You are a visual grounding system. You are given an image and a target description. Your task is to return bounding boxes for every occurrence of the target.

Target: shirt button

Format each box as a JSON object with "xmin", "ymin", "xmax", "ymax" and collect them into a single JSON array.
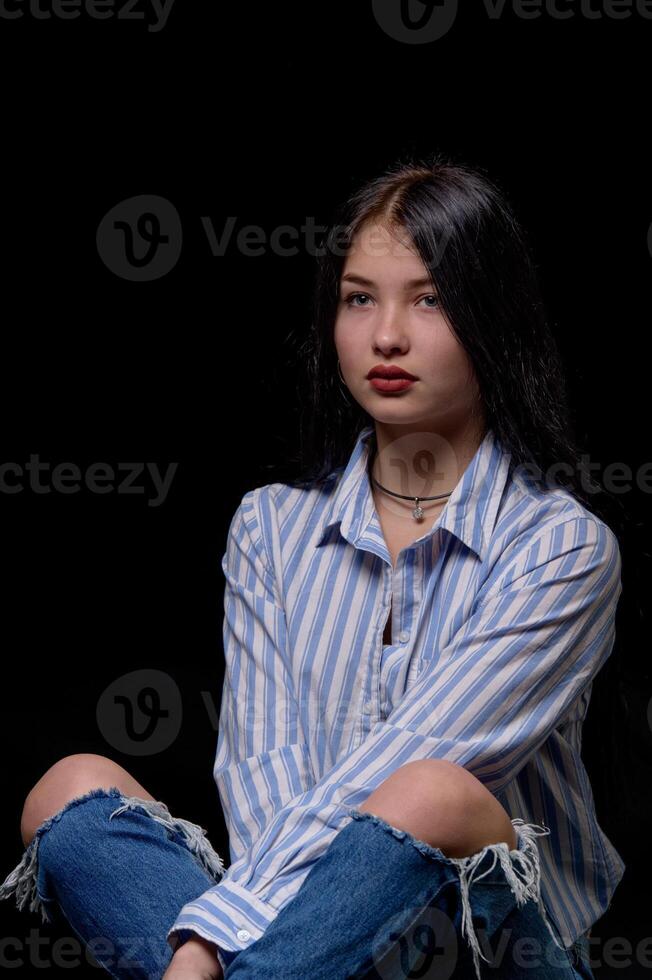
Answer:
[
  {"xmin": 399, "ymin": 630, "xmax": 410, "ymax": 643},
  {"xmin": 363, "ymin": 700, "xmax": 372, "ymax": 714},
  {"xmin": 236, "ymin": 929, "xmax": 251, "ymax": 942}
]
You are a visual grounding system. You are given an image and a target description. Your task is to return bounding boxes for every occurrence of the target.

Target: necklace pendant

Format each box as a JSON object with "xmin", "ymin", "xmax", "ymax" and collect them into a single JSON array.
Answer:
[{"xmin": 412, "ymin": 499, "xmax": 424, "ymax": 522}]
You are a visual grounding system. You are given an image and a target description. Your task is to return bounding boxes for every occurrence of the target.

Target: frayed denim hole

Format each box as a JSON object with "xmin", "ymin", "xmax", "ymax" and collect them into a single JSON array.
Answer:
[
  {"xmin": 35, "ymin": 785, "xmax": 126, "ymax": 849},
  {"xmin": 352, "ymin": 812, "xmax": 565, "ymax": 980},
  {"xmin": 36, "ymin": 786, "xmax": 128, "ymax": 906},
  {"xmin": 0, "ymin": 786, "xmax": 127, "ymax": 925},
  {"xmin": 107, "ymin": 795, "xmax": 226, "ymax": 882}
]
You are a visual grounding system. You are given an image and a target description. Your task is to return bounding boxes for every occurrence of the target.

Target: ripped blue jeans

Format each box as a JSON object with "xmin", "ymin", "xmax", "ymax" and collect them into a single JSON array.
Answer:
[{"xmin": 0, "ymin": 786, "xmax": 595, "ymax": 979}]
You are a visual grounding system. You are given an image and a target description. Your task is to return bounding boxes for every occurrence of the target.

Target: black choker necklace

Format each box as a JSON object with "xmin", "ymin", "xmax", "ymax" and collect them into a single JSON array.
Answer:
[{"xmin": 370, "ymin": 472, "xmax": 453, "ymax": 522}]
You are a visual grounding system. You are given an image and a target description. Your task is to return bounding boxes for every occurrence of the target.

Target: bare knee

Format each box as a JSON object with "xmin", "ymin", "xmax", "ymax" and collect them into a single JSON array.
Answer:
[
  {"xmin": 358, "ymin": 759, "xmax": 518, "ymax": 858},
  {"xmin": 20, "ymin": 754, "xmax": 155, "ymax": 849}
]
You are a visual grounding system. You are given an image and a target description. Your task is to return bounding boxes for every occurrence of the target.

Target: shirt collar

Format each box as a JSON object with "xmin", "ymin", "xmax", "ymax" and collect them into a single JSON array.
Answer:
[{"xmin": 315, "ymin": 424, "xmax": 512, "ymax": 562}]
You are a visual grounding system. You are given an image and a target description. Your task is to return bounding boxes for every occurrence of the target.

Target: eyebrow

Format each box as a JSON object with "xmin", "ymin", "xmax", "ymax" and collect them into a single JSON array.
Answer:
[{"xmin": 340, "ymin": 273, "xmax": 435, "ymax": 290}]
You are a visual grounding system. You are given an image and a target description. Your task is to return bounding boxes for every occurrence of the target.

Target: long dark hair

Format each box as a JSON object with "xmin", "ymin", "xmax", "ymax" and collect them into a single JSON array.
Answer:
[{"xmin": 281, "ymin": 150, "xmax": 645, "ymax": 849}]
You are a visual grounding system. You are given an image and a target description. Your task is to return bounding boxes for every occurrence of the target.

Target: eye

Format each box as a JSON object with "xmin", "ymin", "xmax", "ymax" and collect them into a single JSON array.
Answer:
[
  {"xmin": 418, "ymin": 294, "xmax": 440, "ymax": 309},
  {"xmin": 342, "ymin": 292, "xmax": 439, "ymax": 309},
  {"xmin": 344, "ymin": 292, "xmax": 373, "ymax": 308}
]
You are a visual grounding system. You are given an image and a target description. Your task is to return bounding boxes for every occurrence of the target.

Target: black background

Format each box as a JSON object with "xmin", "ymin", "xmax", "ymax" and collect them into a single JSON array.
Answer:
[{"xmin": 0, "ymin": 1, "xmax": 650, "ymax": 975}]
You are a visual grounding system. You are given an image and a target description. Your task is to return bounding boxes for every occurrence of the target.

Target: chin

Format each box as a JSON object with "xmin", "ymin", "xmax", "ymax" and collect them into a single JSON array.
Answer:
[{"xmin": 367, "ymin": 409, "xmax": 425, "ymax": 425}]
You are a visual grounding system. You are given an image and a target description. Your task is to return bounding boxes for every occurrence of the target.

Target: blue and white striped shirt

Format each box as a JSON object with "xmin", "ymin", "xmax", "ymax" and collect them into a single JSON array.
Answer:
[{"xmin": 167, "ymin": 423, "xmax": 625, "ymax": 970}]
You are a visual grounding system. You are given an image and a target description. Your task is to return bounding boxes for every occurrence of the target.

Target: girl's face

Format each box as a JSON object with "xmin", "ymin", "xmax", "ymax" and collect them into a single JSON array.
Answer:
[{"xmin": 334, "ymin": 221, "xmax": 481, "ymax": 431}]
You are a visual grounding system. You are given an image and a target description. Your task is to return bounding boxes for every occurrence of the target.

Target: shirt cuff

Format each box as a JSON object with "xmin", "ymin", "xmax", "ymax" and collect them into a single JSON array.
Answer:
[{"xmin": 166, "ymin": 878, "xmax": 279, "ymax": 966}]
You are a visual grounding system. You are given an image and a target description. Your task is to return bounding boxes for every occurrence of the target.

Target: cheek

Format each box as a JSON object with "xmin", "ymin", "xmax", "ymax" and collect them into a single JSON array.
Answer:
[
  {"xmin": 421, "ymin": 329, "xmax": 471, "ymax": 382},
  {"xmin": 334, "ymin": 321, "xmax": 365, "ymax": 363},
  {"xmin": 423, "ymin": 346, "xmax": 478, "ymax": 403}
]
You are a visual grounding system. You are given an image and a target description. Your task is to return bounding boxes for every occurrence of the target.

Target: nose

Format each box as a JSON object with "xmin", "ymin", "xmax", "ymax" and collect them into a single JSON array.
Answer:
[{"xmin": 372, "ymin": 304, "xmax": 409, "ymax": 355}]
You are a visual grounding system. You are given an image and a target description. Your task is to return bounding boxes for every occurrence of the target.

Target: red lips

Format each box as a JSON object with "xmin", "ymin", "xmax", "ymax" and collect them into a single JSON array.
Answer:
[{"xmin": 366, "ymin": 364, "xmax": 418, "ymax": 380}]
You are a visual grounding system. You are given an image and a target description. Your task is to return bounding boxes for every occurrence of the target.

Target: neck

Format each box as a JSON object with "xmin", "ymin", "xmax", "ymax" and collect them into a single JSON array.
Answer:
[{"xmin": 368, "ymin": 415, "xmax": 487, "ymax": 516}]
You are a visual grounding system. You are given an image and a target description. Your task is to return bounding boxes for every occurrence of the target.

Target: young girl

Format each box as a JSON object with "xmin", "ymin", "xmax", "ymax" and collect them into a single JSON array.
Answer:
[{"xmin": 1, "ymin": 155, "xmax": 622, "ymax": 980}]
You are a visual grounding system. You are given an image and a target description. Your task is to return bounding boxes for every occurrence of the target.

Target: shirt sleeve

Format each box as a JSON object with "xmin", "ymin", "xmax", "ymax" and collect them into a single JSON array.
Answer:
[
  {"xmin": 167, "ymin": 512, "xmax": 622, "ymax": 960},
  {"xmin": 166, "ymin": 487, "xmax": 316, "ymax": 966}
]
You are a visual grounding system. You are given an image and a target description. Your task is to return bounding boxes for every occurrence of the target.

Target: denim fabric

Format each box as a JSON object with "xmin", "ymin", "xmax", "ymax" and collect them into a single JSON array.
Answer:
[
  {"xmin": 224, "ymin": 809, "xmax": 594, "ymax": 980},
  {"xmin": 0, "ymin": 786, "xmax": 226, "ymax": 978},
  {"xmin": 0, "ymin": 787, "xmax": 595, "ymax": 980}
]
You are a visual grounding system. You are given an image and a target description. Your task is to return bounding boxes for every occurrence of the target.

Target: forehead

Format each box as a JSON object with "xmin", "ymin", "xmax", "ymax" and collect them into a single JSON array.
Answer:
[
  {"xmin": 347, "ymin": 220, "xmax": 415, "ymax": 257},
  {"xmin": 341, "ymin": 221, "xmax": 429, "ymax": 283}
]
